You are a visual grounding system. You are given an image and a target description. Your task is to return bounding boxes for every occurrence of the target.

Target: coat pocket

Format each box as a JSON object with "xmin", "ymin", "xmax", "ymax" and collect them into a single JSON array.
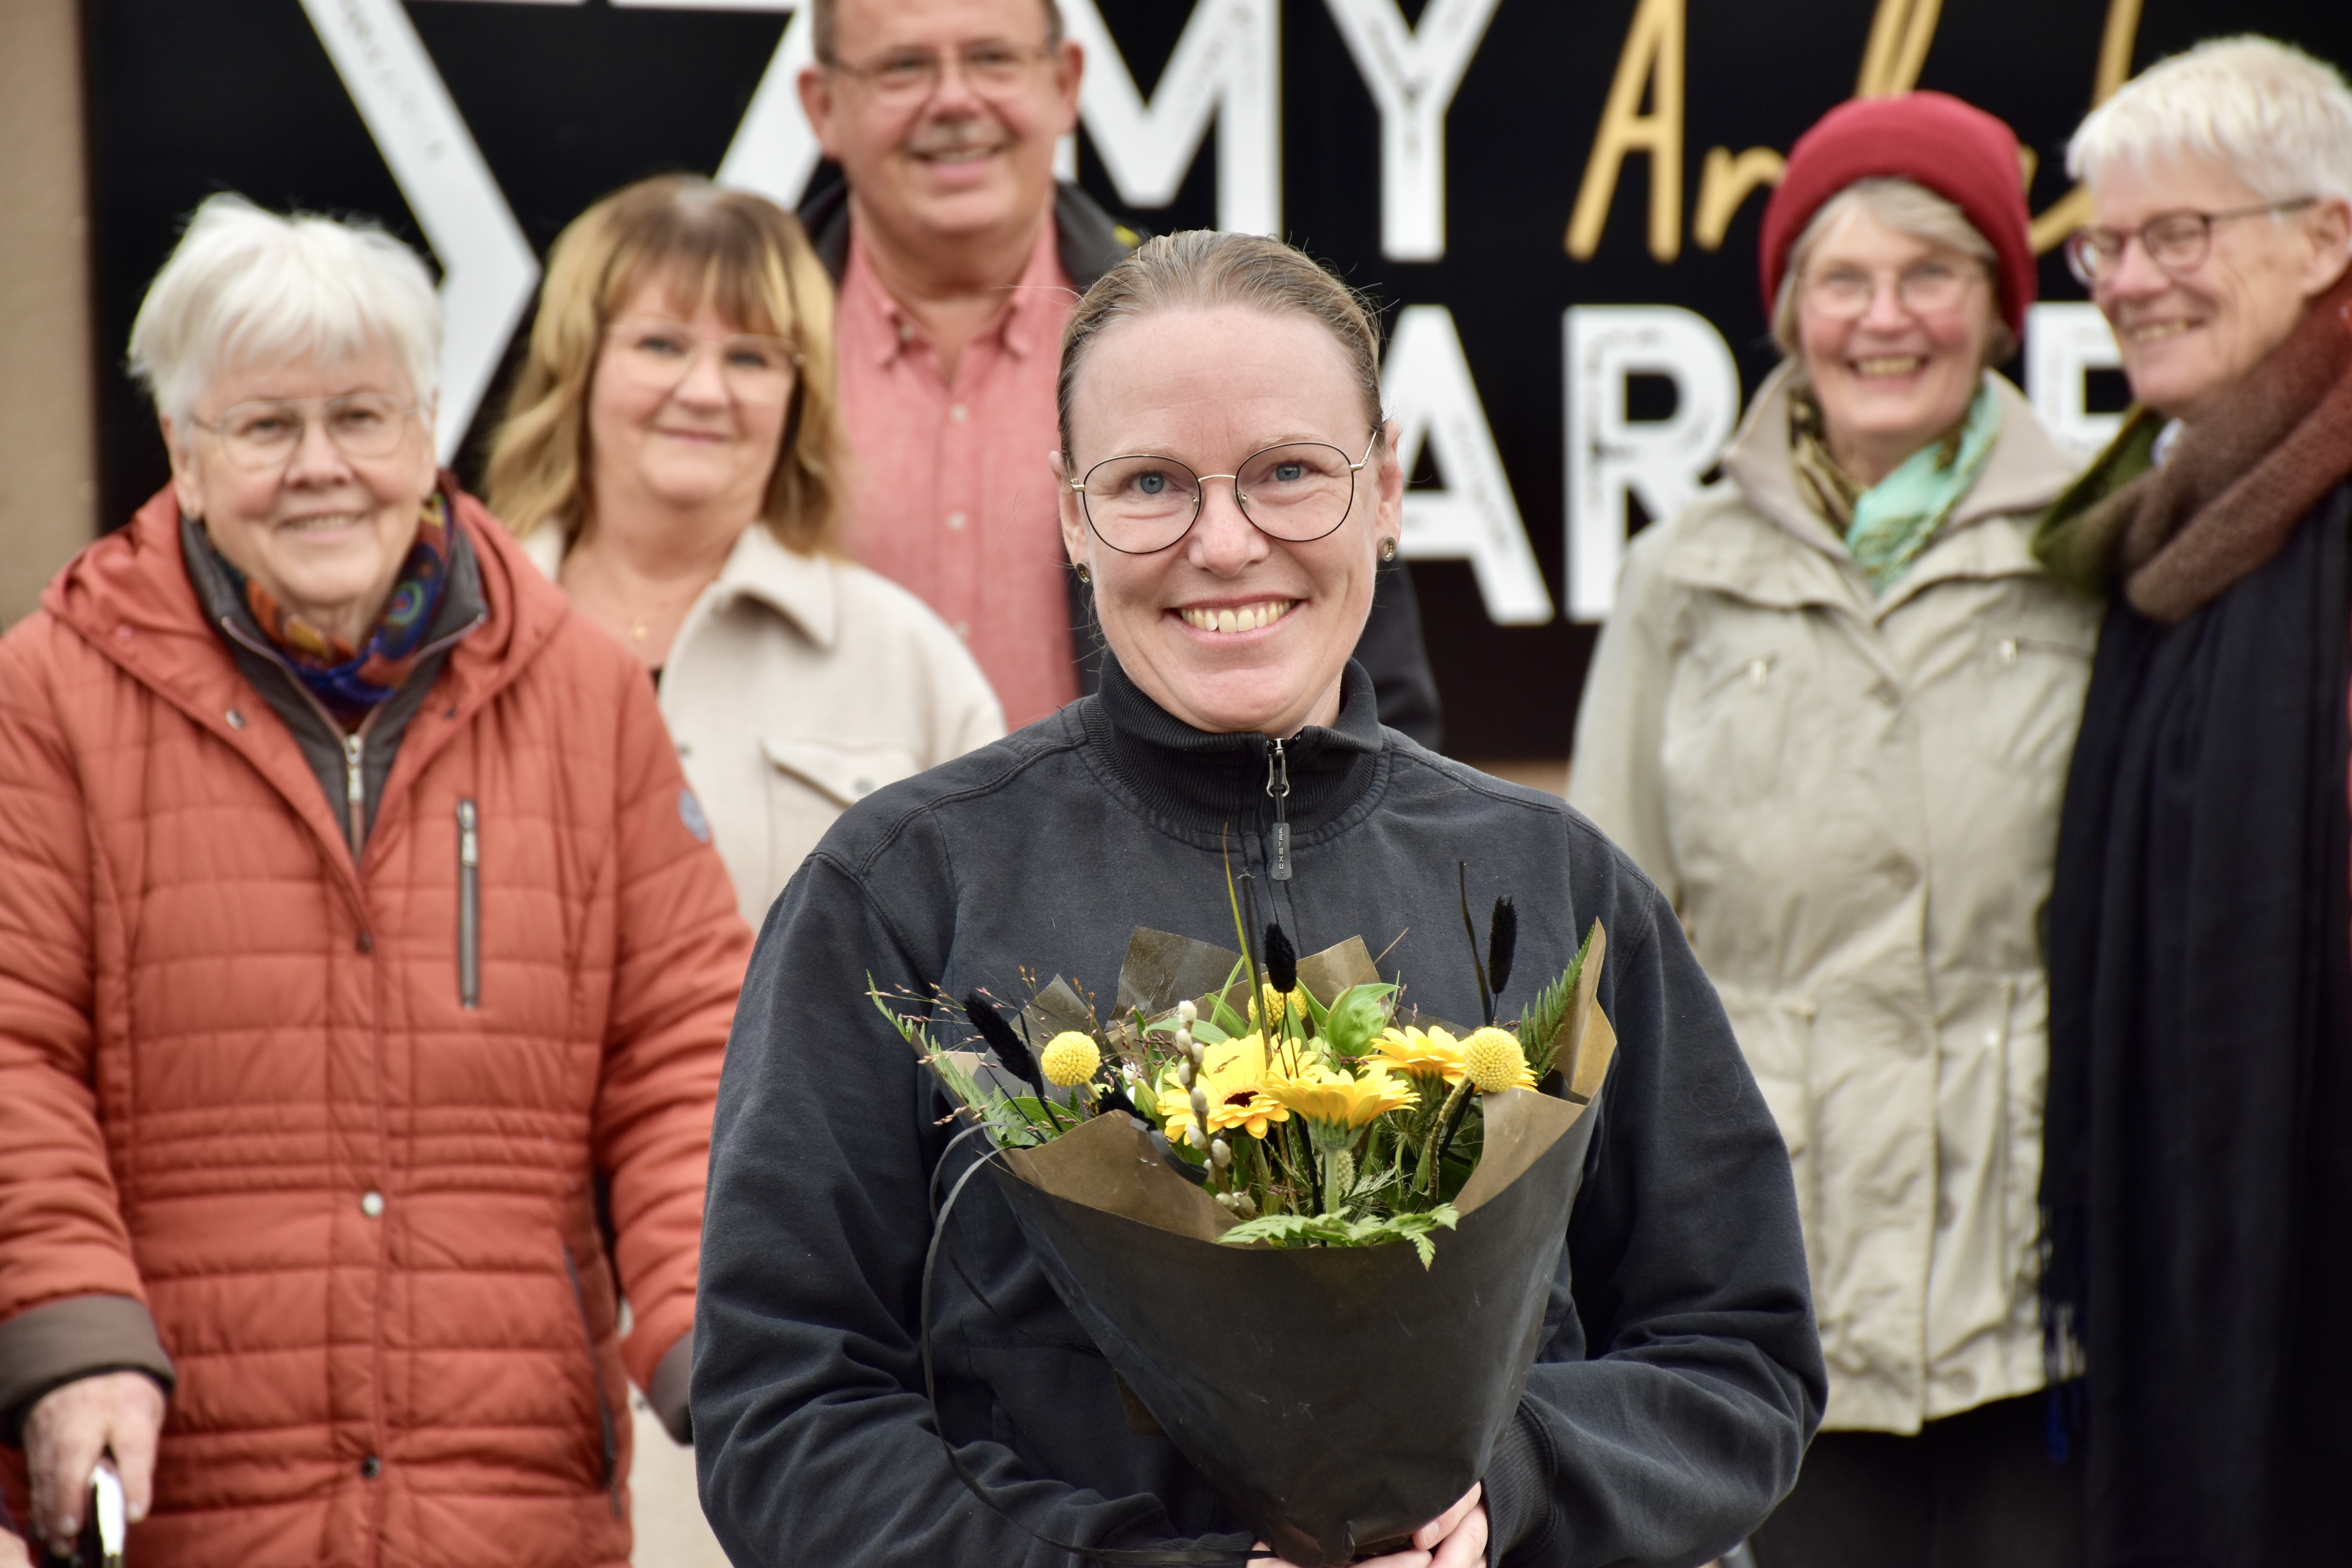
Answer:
[
  {"xmin": 561, "ymin": 1242, "xmax": 623, "ymax": 1516},
  {"xmin": 456, "ymin": 799, "xmax": 480, "ymax": 1009}
]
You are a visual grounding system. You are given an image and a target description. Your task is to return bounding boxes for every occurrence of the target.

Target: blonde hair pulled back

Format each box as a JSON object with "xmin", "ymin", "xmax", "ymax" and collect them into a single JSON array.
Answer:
[{"xmin": 1057, "ymin": 231, "xmax": 1387, "ymax": 465}]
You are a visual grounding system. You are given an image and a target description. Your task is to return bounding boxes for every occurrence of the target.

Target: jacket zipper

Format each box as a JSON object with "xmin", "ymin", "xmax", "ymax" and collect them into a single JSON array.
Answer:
[
  {"xmin": 561, "ymin": 1243, "xmax": 623, "ymax": 1516},
  {"xmin": 1265, "ymin": 738, "xmax": 1292, "ymax": 882},
  {"xmin": 456, "ymin": 800, "xmax": 480, "ymax": 1009},
  {"xmin": 218, "ymin": 612, "xmax": 484, "ymax": 863}
]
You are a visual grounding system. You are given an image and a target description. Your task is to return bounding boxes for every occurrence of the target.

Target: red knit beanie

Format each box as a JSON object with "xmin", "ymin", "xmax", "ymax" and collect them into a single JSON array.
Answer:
[{"xmin": 1759, "ymin": 91, "xmax": 2036, "ymax": 339}]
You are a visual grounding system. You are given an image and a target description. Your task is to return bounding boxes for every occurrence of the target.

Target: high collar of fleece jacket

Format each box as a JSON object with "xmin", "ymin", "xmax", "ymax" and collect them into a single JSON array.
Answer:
[{"xmin": 1082, "ymin": 654, "xmax": 1387, "ymax": 838}]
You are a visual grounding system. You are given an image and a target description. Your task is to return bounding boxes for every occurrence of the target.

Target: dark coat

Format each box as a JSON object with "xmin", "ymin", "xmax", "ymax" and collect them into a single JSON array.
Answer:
[
  {"xmin": 800, "ymin": 176, "xmax": 1447, "ymax": 751},
  {"xmin": 693, "ymin": 657, "xmax": 1824, "ymax": 1567},
  {"xmin": 2042, "ymin": 482, "xmax": 2352, "ymax": 1567}
]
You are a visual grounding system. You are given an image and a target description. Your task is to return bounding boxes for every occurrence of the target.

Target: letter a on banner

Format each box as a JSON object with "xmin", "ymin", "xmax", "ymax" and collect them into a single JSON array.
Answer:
[
  {"xmin": 1566, "ymin": 0, "xmax": 1685, "ymax": 263},
  {"xmin": 1060, "ymin": 0, "xmax": 1281, "ymax": 235},
  {"xmin": 1383, "ymin": 307, "xmax": 1553, "ymax": 625},
  {"xmin": 1324, "ymin": 0, "xmax": 1504, "ymax": 261},
  {"xmin": 1563, "ymin": 305, "xmax": 1740, "ymax": 622}
]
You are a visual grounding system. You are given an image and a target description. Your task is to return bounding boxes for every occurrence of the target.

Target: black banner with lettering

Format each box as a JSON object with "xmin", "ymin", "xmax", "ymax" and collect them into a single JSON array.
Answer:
[{"xmin": 84, "ymin": 0, "xmax": 2352, "ymax": 756}]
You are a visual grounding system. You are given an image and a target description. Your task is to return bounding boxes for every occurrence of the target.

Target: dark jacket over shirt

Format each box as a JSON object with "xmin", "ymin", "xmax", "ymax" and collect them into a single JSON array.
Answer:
[
  {"xmin": 800, "ymin": 176, "xmax": 1447, "ymax": 750},
  {"xmin": 693, "ymin": 656, "xmax": 1823, "ymax": 1566}
]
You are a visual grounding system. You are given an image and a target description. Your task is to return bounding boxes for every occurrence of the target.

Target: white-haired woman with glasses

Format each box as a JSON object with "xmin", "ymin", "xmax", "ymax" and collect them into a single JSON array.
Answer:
[
  {"xmin": 2031, "ymin": 36, "xmax": 2352, "ymax": 1568},
  {"xmin": 0, "ymin": 194, "xmax": 755, "ymax": 1567},
  {"xmin": 1573, "ymin": 91, "xmax": 2095, "ymax": 1568}
]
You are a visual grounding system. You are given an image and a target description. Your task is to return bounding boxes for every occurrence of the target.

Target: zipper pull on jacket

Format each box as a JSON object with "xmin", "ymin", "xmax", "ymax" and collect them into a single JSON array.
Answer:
[{"xmin": 1267, "ymin": 738, "xmax": 1292, "ymax": 882}]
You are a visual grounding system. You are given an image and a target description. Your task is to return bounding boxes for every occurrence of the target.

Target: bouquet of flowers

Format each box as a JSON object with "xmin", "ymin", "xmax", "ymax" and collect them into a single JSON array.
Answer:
[{"xmin": 873, "ymin": 871, "xmax": 1617, "ymax": 1566}]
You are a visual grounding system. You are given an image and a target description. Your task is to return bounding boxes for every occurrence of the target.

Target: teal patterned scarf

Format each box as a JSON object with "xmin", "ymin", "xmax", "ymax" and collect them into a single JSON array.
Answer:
[{"xmin": 1791, "ymin": 380, "xmax": 2002, "ymax": 596}]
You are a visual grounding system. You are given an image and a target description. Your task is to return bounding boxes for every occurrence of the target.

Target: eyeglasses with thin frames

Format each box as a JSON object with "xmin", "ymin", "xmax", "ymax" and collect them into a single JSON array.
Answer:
[
  {"xmin": 824, "ymin": 40, "xmax": 1056, "ymax": 104},
  {"xmin": 2065, "ymin": 199, "xmax": 2319, "ymax": 287},
  {"xmin": 1069, "ymin": 432, "xmax": 1380, "ymax": 555},
  {"xmin": 1801, "ymin": 256, "xmax": 1985, "ymax": 321},
  {"xmin": 603, "ymin": 317, "xmax": 802, "ymax": 407},
  {"xmin": 187, "ymin": 393, "xmax": 422, "ymax": 472}
]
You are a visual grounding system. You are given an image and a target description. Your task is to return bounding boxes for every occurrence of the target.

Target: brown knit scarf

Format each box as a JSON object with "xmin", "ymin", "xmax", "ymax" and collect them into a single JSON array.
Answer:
[{"xmin": 2065, "ymin": 269, "xmax": 2352, "ymax": 625}]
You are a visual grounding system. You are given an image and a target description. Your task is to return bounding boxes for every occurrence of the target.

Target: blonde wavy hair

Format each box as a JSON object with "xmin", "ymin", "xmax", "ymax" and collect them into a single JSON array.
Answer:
[{"xmin": 485, "ymin": 175, "xmax": 849, "ymax": 555}]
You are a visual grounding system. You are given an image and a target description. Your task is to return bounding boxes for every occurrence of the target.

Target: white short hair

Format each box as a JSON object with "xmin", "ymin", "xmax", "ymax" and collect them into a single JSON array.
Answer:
[
  {"xmin": 2069, "ymin": 36, "xmax": 2352, "ymax": 210},
  {"xmin": 129, "ymin": 194, "xmax": 441, "ymax": 425}
]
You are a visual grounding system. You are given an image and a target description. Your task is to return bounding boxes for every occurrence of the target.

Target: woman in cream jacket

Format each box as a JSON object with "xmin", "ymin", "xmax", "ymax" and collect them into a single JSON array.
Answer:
[
  {"xmin": 489, "ymin": 176, "xmax": 1003, "ymax": 933},
  {"xmin": 1571, "ymin": 95, "xmax": 2093, "ymax": 1567},
  {"xmin": 485, "ymin": 176, "xmax": 1001, "ymax": 1566}
]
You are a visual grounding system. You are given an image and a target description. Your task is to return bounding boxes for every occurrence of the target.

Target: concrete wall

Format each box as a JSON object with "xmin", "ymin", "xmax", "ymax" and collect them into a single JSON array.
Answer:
[{"xmin": 0, "ymin": 0, "xmax": 99, "ymax": 629}]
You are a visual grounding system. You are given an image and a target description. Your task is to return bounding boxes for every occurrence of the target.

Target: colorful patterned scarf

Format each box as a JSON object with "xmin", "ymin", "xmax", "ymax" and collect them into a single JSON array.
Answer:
[
  {"xmin": 1790, "ymin": 379, "xmax": 2001, "ymax": 596},
  {"xmin": 218, "ymin": 493, "xmax": 455, "ymax": 721}
]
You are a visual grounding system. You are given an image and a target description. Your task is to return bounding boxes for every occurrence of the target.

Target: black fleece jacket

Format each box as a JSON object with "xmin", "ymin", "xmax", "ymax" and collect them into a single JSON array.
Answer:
[{"xmin": 694, "ymin": 659, "xmax": 1823, "ymax": 1567}]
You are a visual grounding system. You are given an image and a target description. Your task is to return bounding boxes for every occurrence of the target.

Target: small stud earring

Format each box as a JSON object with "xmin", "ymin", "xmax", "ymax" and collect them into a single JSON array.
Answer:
[
  {"xmin": 1379, "ymin": 538, "xmax": 1399, "ymax": 563},
  {"xmin": 1073, "ymin": 561, "xmax": 1092, "ymax": 584}
]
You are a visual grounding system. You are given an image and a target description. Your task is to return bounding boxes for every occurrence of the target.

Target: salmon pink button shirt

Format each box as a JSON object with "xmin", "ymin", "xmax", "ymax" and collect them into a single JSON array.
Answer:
[{"xmin": 835, "ymin": 221, "xmax": 1080, "ymax": 729}]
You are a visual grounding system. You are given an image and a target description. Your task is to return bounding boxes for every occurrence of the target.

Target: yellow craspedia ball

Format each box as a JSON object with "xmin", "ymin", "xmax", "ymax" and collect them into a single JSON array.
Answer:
[
  {"xmin": 1461, "ymin": 1027, "xmax": 1528, "ymax": 1094},
  {"xmin": 1040, "ymin": 1031, "xmax": 1102, "ymax": 1088}
]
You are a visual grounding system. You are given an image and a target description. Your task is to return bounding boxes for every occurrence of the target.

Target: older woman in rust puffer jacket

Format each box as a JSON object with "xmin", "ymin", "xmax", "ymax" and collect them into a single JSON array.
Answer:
[{"xmin": 0, "ymin": 196, "xmax": 751, "ymax": 1566}]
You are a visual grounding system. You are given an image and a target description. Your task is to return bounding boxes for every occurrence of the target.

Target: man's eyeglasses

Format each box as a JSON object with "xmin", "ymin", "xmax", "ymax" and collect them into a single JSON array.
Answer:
[
  {"xmin": 2065, "ymin": 199, "xmax": 2318, "ymax": 287},
  {"xmin": 188, "ymin": 393, "xmax": 421, "ymax": 472},
  {"xmin": 825, "ymin": 41, "xmax": 1055, "ymax": 103},
  {"xmin": 603, "ymin": 318, "xmax": 802, "ymax": 407},
  {"xmin": 1801, "ymin": 257, "xmax": 1984, "ymax": 321},
  {"xmin": 1069, "ymin": 433, "xmax": 1379, "ymax": 555}
]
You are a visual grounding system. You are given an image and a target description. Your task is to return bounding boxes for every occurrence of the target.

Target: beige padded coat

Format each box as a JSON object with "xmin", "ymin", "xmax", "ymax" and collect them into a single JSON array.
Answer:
[{"xmin": 1571, "ymin": 365, "xmax": 2094, "ymax": 1434}]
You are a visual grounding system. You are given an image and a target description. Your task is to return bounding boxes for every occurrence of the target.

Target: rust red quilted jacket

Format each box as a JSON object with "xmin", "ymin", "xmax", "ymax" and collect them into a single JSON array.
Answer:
[{"xmin": 0, "ymin": 488, "xmax": 753, "ymax": 1566}]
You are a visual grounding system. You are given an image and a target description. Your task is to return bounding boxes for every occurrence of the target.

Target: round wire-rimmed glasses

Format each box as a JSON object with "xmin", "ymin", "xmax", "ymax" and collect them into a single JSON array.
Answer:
[{"xmin": 1069, "ymin": 432, "xmax": 1379, "ymax": 555}]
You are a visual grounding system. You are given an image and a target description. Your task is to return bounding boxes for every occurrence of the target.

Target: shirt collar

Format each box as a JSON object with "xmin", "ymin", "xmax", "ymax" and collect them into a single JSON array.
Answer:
[{"xmin": 843, "ymin": 213, "xmax": 1069, "ymax": 368}]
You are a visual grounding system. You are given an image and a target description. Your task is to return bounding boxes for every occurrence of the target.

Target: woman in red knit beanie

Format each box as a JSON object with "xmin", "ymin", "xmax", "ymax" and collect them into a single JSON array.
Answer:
[{"xmin": 1573, "ymin": 90, "xmax": 2091, "ymax": 1568}]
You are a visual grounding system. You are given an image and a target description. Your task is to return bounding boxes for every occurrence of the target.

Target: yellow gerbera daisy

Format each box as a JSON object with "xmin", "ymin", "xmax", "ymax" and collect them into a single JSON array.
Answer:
[
  {"xmin": 1261, "ymin": 1059, "xmax": 1419, "ymax": 1132},
  {"xmin": 1157, "ymin": 1032, "xmax": 1293, "ymax": 1141},
  {"xmin": 1374, "ymin": 1024, "xmax": 1465, "ymax": 1084}
]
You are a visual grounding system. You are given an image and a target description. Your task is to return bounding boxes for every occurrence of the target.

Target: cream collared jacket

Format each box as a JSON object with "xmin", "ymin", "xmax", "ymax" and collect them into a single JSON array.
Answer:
[
  {"xmin": 525, "ymin": 522, "xmax": 1004, "ymax": 928},
  {"xmin": 1571, "ymin": 366, "xmax": 2094, "ymax": 1434}
]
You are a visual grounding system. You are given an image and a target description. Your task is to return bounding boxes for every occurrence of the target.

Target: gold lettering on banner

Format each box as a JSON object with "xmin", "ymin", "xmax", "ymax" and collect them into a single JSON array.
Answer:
[
  {"xmin": 1566, "ymin": 0, "xmax": 1686, "ymax": 263},
  {"xmin": 1694, "ymin": 146, "xmax": 1786, "ymax": 251},
  {"xmin": 2029, "ymin": 0, "xmax": 2145, "ymax": 252},
  {"xmin": 1855, "ymin": 0, "xmax": 1942, "ymax": 98}
]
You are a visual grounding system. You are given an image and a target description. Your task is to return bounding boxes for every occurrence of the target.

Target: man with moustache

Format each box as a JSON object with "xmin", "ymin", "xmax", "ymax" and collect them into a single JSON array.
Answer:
[{"xmin": 795, "ymin": 0, "xmax": 1442, "ymax": 739}]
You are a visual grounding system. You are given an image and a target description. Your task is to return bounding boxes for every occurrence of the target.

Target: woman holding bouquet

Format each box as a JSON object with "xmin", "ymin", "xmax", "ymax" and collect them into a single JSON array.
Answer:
[{"xmin": 696, "ymin": 232, "xmax": 1824, "ymax": 1566}]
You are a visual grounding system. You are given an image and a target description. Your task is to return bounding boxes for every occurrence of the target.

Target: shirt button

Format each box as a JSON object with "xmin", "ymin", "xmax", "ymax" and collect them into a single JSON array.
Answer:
[
  {"xmin": 360, "ymin": 1191, "xmax": 385, "ymax": 1218},
  {"xmin": 897, "ymin": 321, "xmax": 914, "ymax": 343},
  {"xmin": 948, "ymin": 403, "xmax": 968, "ymax": 423},
  {"xmin": 945, "ymin": 511, "xmax": 967, "ymax": 531},
  {"xmin": 853, "ymin": 776, "xmax": 876, "ymax": 796},
  {"xmin": 226, "ymin": 708, "xmax": 246, "ymax": 729},
  {"xmin": 360, "ymin": 1455, "xmax": 382, "ymax": 1480},
  {"xmin": 951, "ymin": 620, "xmax": 971, "ymax": 639}
]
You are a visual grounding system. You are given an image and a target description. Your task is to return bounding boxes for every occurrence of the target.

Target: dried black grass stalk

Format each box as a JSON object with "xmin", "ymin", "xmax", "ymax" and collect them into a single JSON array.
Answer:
[
  {"xmin": 1263, "ymin": 922, "xmax": 1298, "ymax": 997},
  {"xmin": 1485, "ymin": 897, "xmax": 1517, "ymax": 1025},
  {"xmin": 962, "ymin": 990, "xmax": 1041, "ymax": 1090}
]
